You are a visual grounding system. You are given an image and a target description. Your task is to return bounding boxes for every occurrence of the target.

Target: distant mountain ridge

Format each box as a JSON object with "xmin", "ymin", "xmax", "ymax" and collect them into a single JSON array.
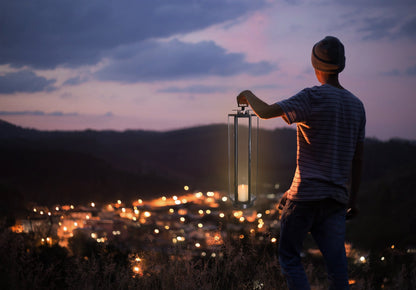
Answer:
[
  {"xmin": 0, "ymin": 119, "xmax": 415, "ymax": 205},
  {"xmin": 2, "ymin": 118, "xmax": 416, "ymax": 249}
]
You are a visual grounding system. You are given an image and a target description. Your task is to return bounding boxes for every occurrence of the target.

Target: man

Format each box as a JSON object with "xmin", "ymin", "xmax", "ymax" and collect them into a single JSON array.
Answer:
[{"xmin": 237, "ymin": 36, "xmax": 365, "ymax": 289}]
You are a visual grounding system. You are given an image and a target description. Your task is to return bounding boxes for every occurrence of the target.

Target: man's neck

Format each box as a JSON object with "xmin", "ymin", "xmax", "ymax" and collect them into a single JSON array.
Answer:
[{"xmin": 322, "ymin": 74, "xmax": 344, "ymax": 90}]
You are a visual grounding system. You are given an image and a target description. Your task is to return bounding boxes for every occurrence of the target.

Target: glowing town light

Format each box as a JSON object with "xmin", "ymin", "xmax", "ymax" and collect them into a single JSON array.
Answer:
[
  {"xmin": 122, "ymin": 208, "xmax": 126, "ymax": 213},
  {"xmin": 250, "ymin": 229, "xmax": 255, "ymax": 234},
  {"xmin": 164, "ymin": 225, "xmax": 170, "ymax": 230},
  {"xmin": 257, "ymin": 223, "xmax": 264, "ymax": 229},
  {"xmin": 206, "ymin": 209, "xmax": 211, "ymax": 215},
  {"xmin": 134, "ymin": 209, "xmax": 139, "ymax": 215},
  {"xmin": 219, "ymin": 213, "xmax": 225, "ymax": 218},
  {"xmin": 359, "ymin": 256, "xmax": 366, "ymax": 263},
  {"xmin": 233, "ymin": 211, "xmax": 243, "ymax": 218},
  {"xmin": 144, "ymin": 211, "xmax": 151, "ymax": 218},
  {"xmin": 86, "ymin": 215, "xmax": 90, "ymax": 220},
  {"xmin": 391, "ymin": 245, "xmax": 395, "ymax": 249},
  {"xmin": 91, "ymin": 202, "xmax": 95, "ymax": 207},
  {"xmin": 48, "ymin": 212, "xmax": 51, "ymax": 216},
  {"xmin": 33, "ymin": 208, "xmax": 37, "ymax": 212},
  {"xmin": 74, "ymin": 222, "xmax": 78, "ymax": 227},
  {"xmin": 55, "ymin": 206, "xmax": 59, "ymax": 211},
  {"xmin": 239, "ymin": 217, "xmax": 245, "ymax": 222},
  {"xmin": 173, "ymin": 196, "xmax": 178, "ymax": 201},
  {"xmin": 198, "ymin": 210, "xmax": 204, "ymax": 215},
  {"xmin": 175, "ymin": 200, "xmax": 181, "ymax": 205},
  {"xmin": 178, "ymin": 209, "xmax": 187, "ymax": 215},
  {"xmin": 40, "ymin": 211, "xmax": 44, "ymax": 215},
  {"xmin": 184, "ymin": 185, "xmax": 189, "ymax": 191},
  {"xmin": 201, "ymin": 252, "xmax": 207, "ymax": 257},
  {"xmin": 117, "ymin": 200, "xmax": 122, "ymax": 204},
  {"xmin": 222, "ymin": 196, "xmax": 228, "ymax": 202},
  {"xmin": 211, "ymin": 253, "xmax": 216, "ymax": 258},
  {"xmin": 169, "ymin": 208, "xmax": 174, "ymax": 214},
  {"xmin": 162, "ymin": 196, "xmax": 167, "ymax": 201},
  {"xmin": 70, "ymin": 205, "xmax": 74, "ymax": 209},
  {"xmin": 271, "ymin": 238, "xmax": 277, "ymax": 243},
  {"xmin": 195, "ymin": 243, "xmax": 201, "ymax": 248},
  {"xmin": 63, "ymin": 226, "xmax": 68, "ymax": 232},
  {"xmin": 239, "ymin": 234, "xmax": 245, "ymax": 239},
  {"xmin": 154, "ymin": 229, "xmax": 160, "ymax": 234},
  {"xmin": 91, "ymin": 233, "xmax": 97, "ymax": 239},
  {"xmin": 180, "ymin": 217, "xmax": 186, "ymax": 223},
  {"xmin": 181, "ymin": 199, "xmax": 187, "ymax": 204},
  {"xmin": 381, "ymin": 256, "xmax": 385, "ymax": 261},
  {"xmin": 138, "ymin": 199, "xmax": 143, "ymax": 204},
  {"xmin": 207, "ymin": 191, "xmax": 215, "ymax": 197},
  {"xmin": 195, "ymin": 192, "xmax": 203, "ymax": 198},
  {"xmin": 257, "ymin": 213, "xmax": 262, "ymax": 218},
  {"xmin": 198, "ymin": 223, "xmax": 203, "ymax": 228},
  {"xmin": 265, "ymin": 210, "xmax": 271, "ymax": 215}
]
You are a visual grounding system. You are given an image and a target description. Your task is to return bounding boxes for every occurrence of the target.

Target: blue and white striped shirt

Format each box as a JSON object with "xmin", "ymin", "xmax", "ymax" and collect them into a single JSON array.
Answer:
[{"xmin": 277, "ymin": 84, "xmax": 366, "ymax": 204}]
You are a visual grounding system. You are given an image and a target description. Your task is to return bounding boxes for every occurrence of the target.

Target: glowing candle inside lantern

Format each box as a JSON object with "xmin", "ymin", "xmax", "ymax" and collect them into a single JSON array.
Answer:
[{"xmin": 237, "ymin": 184, "xmax": 249, "ymax": 202}]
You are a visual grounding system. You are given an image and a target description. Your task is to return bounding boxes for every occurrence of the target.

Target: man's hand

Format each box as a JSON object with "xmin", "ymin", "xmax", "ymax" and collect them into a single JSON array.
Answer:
[
  {"xmin": 237, "ymin": 90, "xmax": 250, "ymax": 106},
  {"xmin": 346, "ymin": 206, "xmax": 358, "ymax": 220},
  {"xmin": 236, "ymin": 90, "xmax": 283, "ymax": 119}
]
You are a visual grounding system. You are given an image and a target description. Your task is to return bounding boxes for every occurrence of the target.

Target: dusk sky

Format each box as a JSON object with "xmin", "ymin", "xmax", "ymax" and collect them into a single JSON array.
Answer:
[{"xmin": 0, "ymin": 0, "xmax": 415, "ymax": 140}]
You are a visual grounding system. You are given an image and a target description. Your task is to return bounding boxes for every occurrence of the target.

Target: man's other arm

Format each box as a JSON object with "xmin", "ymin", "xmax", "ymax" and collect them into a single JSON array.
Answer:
[
  {"xmin": 348, "ymin": 141, "xmax": 364, "ymax": 217},
  {"xmin": 237, "ymin": 90, "xmax": 284, "ymax": 119}
]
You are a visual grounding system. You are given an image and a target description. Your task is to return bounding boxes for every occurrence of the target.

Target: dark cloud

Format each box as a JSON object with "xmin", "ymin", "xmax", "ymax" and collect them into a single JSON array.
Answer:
[
  {"xmin": 0, "ymin": 0, "xmax": 268, "ymax": 69},
  {"xmin": 63, "ymin": 76, "xmax": 89, "ymax": 86},
  {"xmin": 0, "ymin": 111, "xmax": 78, "ymax": 116},
  {"xmin": 0, "ymin": 70, "xmax": 56, "ymax": 94},
  {"xmin": 96, "ymin": 39, "xmax": 276, "ymax": 82},
  {"xmin": 405, "ymin": 65, "xmax": 416, "ymax": 76},
  {"xmin": 357, "ymin": 13, "xmax": 416, "ymax": 40},
  {"xmin": 158, "ymin": 84, "xmax": 228, "ymax": 94}
]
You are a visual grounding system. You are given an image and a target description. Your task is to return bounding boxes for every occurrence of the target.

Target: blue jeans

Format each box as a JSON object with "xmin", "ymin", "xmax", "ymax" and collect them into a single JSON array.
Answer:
[{"xmin": 279, "ymin": 199, "xmax": 349, "ymax": 290}]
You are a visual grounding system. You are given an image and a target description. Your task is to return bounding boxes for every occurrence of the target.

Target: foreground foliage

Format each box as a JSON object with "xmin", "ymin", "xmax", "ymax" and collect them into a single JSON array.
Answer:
[{"xmin": 1, "ymin": 228, "xmax": 415, "ymax": 290}]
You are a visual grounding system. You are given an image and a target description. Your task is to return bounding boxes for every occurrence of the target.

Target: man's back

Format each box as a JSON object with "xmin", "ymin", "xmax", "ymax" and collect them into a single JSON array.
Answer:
[{"xmin": 278, "ymin": 84, "xmax": 366, "ymax": 204}]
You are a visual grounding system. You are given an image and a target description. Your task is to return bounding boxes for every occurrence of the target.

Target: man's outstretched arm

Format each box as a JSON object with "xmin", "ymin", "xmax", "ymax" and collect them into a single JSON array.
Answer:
[{"xmin": 237, "ymin": 90, "xmax": 284, "ymax": 119}]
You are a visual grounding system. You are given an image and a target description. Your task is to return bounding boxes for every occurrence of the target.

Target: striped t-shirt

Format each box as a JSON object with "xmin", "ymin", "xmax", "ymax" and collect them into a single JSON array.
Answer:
[{"xmin": 277, "ymin": 84, "xmax": 366, "ymax": 204}]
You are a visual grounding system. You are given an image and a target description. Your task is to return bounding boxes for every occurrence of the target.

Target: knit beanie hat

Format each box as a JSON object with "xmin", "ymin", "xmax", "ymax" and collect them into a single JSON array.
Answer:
[{"xmin": 311, "ymin": 36, "xmax": 345, "ymax": 73}]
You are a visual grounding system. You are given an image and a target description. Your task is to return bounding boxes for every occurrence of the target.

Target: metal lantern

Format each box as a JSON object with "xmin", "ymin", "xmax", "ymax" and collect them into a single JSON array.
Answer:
[{"xmin": 228, "ymin": 104, "xmax": 259, "ymax": 208}]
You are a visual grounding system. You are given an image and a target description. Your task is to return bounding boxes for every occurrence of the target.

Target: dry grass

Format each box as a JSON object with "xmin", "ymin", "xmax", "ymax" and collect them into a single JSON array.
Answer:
[{"xmin": 0, "ymin": 229, "xmax": 414, "ymax": 290}]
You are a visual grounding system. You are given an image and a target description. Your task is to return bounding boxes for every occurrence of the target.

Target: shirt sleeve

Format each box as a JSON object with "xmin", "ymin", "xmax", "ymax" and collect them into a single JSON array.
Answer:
[{"xmin": 276, "ymin": 88, "xmax": 312, "ymax": 125}]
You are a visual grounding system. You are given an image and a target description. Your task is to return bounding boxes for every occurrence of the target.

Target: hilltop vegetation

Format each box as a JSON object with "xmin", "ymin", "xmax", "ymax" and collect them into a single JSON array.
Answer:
[{"xmin": 1, "ymin": 119, "xmax": 416, "ymax": 249}]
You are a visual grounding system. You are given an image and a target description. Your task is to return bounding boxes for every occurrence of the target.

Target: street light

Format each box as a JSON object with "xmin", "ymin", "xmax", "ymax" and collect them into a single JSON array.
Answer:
[{"xmin": 228, "ymin": 103, "xmax": 259, "ymax": 208}]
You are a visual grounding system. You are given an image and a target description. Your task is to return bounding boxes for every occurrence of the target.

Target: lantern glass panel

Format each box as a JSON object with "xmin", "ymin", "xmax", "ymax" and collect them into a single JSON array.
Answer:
[{"xmin": 228, "ymin": 111, "xmax": 258, "ymax": 207}]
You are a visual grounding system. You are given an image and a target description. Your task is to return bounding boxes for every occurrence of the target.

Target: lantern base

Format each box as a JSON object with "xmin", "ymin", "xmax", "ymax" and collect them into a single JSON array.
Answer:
[{"xmin": 230, "ymin": 195, "xmax": 256, "ymax": 209}]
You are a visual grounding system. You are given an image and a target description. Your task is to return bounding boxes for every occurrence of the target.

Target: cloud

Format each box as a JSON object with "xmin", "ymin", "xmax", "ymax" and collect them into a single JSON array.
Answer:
[
  {"xmin": 0, "ymin": 0, "xmax": 268, "ymax": 69},
  {"xmin": 0, "ymin": 70, "xmax": 56, "ymax": 94},
  {"xmin": 63, "ymin": 76, "xmax": 89, "ymax": 86},
  {"xmin": 96, "ymin": 39, "xmax": 276, "ymax": 82},
  {"xmin": 159, "ymin": 84, "xmax": 228, "ymax": 94},
  {"xmin": 380, "ymin": 64, "xmax": 416, "ymax": 77},
  {"xmin": 0, "ymin": 111, "xmax": 79, "ymax": 116}
]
